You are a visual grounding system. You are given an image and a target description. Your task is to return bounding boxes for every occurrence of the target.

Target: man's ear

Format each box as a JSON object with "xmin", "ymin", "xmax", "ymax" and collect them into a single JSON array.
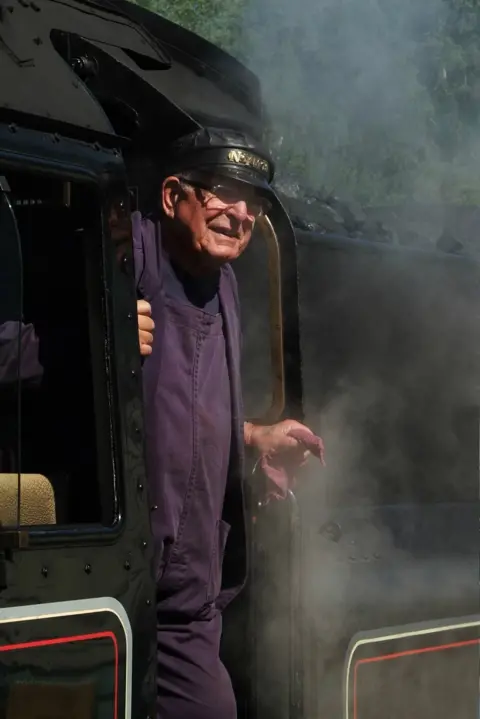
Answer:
[{"xmin": 162, "ymin": 176, "xmax": 182, "ymax": 218}]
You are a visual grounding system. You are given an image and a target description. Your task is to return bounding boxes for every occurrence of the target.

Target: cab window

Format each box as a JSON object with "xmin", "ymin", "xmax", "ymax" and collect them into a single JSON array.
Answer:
[{"xmin": 0, "ymin": 170, "xmax": 116, "ymax": 529}]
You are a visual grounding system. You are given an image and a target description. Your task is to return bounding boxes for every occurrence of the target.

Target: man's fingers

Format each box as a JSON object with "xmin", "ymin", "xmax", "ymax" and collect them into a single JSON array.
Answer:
[
  {"xmin": 137, "ymin": 300, "xmax": 155, "ymax": 353},
  {"xmin": 139, "ymin": 329, "xmax": 153, "ymax": 342},
  {"xmin": 138, "ymin": 314, "xmax": 155, "ymax": 332},
  {"xmin": 137, "ymin": 299, "xmax": 152, "ymax": 316},
  {"xmin": 139, "ymin": 329, "xmax": 153, "ymax": 345},
  {"xmin": 140, "ymin": 343, "xmax": 153, "ymax": 356},
  {"xmin": 286, "ymin": 436, "xmax": 301, "ymax": 449},
  {"xmin": 299, "ymin": 450, "xmax": 311, "ymax": 466},
  {"xmin": 137, "ymin": 299, "xmax": 154, "ymax": 357}
]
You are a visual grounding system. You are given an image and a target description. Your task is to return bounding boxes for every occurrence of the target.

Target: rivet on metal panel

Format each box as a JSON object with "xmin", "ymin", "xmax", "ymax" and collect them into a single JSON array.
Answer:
[
  {"xmin": 131, "ymin": 369, "xmax": 137, "ymax": 378},
  {"xmin": 137, "ymin": 483, "xmax": 144, "ymax": 491},
  {"xmin": 127, "ymin": 312, "xmax": 133, "ymax": 320},
  {"xmin": 124, "ymin": 561, "xmax": 131, "ymax": 571},
  {"xmin": 319, "ymin": 520, "xmax": 342, "ymax": 543},
  {"xmin": 84, "ymin": 563, "xmax": 92, "ymax": 574},
  {"xmin": 93, "ymin": 142, "xmax": 100, "ymax": 151},
  {"xmin": 151, "ymin": 505, "xmax": 158, "ymax": 512},
  {"xmin": 141, "ymin": 541, "xmax": 148, "ymax": 549},
  {"xmin": 33, "ymin": 36, "xmax": 42, "ymax": 45},
  {"xmin": 8, "ymin": 124, "xmax": 17, "ymax": 133},
  {"xmin": 145, "ymin": 599, "xmax": 151, "ymax": 606},
  {"xmin": 41, "ymin": 566, "xmax": 48, "ymax": 577}
]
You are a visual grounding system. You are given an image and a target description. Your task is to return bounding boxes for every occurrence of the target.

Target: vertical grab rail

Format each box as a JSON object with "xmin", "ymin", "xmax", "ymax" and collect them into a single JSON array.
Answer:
[
  {"xmin": 249, "ymin": 461, "xmax": 305, "ymax": 719},
  {"xmin": 287, "ymin": 489, "xmax": 304, "ymax": 719},
  {"xmin": 248, "ymin": 215, "xmax": 285, "ymax": 426}
]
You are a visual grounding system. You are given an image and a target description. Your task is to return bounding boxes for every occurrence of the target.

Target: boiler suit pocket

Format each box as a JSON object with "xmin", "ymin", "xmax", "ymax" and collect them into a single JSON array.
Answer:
[{"xmin": 207, "ymin": 520, "xmax": 231, "ymax": 603}]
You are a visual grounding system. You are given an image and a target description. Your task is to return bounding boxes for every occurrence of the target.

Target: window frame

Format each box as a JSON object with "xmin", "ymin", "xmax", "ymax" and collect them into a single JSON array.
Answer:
[{"xmin": 0, "ymin": 130, "xmax": 134, "ymax": 546}]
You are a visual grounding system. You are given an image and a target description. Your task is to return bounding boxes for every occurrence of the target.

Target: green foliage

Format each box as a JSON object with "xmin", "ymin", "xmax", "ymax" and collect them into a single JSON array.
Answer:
[
  {"xmin": 130, "ymin": 0, "xmax": 246, "ymax": 55},
  {"xmin": 127, "ymin": 0, "xmax": 480, "ymax": 206}
]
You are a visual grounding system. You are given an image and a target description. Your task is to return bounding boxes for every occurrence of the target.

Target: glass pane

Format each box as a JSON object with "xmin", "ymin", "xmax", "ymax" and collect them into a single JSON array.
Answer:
[
  {"xmin": 0, "ymin": 170, "xmax": 116, "ymax": 529},
  {"xmin": 0, "ymin": 185, "xmax": 23, "ymax": 527}
]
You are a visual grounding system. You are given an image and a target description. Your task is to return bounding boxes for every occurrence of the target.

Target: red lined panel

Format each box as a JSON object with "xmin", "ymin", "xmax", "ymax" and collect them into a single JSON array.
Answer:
[
  {"xmin": 0, "ymin": 631, "xmax": 119, "ymax": 719},
  {"xmin": 353, "ymin": 637, "xmax": 480, "ymax": 719}
]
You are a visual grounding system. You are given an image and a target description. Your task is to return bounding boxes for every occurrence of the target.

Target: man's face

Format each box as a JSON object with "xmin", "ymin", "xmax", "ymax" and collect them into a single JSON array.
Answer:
[{"xmin": 161, "ymin": 172, "xmax": 270, "ymax": 271}]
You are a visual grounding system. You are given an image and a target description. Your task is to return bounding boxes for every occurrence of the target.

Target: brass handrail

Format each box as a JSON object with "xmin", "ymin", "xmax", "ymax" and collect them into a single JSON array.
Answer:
[{"xmin": 248, "ymin": 214, "xmax": 285, "ymax": 425}]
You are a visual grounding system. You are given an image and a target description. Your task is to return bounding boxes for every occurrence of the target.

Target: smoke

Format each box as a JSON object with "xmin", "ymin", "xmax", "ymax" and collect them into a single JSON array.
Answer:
[
  {"xmin": 237, "ymin": 224, "xmax": 480, "ymax": 715},
  {"xmin": 229, "ymin": 0, "xmax": 480, "ymax": 714},
  {"xmin": 283, "ymin": 238, "xmax": 480, "ymax": 716},
  {"xmin": 239, "ymin": 0, "xmax": 464, "ymax": 206}
]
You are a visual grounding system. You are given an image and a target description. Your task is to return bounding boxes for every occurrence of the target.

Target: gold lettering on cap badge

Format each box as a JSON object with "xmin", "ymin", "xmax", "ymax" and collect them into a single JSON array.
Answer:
[{"xmin": 227, "ymin": 149, "xmax": 269, "ymax": 175}]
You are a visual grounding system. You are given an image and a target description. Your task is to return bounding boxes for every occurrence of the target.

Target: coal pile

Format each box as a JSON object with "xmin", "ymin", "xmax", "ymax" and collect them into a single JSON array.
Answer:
[
  {"xmin": 276, "ymin": 186, "xmax": 397, "ymax": 244},
  {"xmin": 276, "ymin": 183, "xmax": 474, "ymax": 255}
]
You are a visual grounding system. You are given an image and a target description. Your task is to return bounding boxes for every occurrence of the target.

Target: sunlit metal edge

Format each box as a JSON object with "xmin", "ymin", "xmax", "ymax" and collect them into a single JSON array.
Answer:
[{"xmin": 246, "ymin": 214, "xmax": 285, "ymax": 425}]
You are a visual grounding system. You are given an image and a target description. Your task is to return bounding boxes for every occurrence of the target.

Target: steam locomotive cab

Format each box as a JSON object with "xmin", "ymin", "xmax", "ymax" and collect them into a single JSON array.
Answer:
[
  {"xmin": 0, "ymin": 1, "xmax": 301, "ymax": 716},
  {"xmin": 0, "ymin": 1, "xmax": 479, "ymax": 719},
  {"xmin": 0, "ymin": 129, "xmax": 157, "ymax": 717}
]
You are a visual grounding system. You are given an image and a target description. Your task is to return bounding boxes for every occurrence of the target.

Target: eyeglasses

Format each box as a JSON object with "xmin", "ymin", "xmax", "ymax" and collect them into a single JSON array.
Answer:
[{"xmin": 178, "ymin": 176, "xmax": 271, "ymax": 219}]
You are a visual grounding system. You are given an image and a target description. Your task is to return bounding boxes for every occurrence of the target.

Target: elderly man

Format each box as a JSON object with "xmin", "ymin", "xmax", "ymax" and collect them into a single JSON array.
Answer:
[{"xmin": 132, "ymin": 127, "xmax": 315, "ymax": 719}]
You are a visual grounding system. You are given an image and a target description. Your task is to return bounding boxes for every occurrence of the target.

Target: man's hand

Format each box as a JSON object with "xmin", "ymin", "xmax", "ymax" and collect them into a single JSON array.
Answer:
[
  {"xmin": 137, "ymin": 299, "xmax": 155, "ymax": 356},
  {"xmin": 244, "ymin": 419, "xmax": 314, "ymax": 464}
]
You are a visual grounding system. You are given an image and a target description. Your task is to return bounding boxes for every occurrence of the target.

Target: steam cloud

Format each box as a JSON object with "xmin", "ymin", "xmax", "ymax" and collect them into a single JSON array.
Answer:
[
  {"xmin": 240, "ymin": 0, "xmax": 464, "ymax": 206},
  {"xmin": 235, "ymin": 1, "xmax": 480, "ymax": 716}
]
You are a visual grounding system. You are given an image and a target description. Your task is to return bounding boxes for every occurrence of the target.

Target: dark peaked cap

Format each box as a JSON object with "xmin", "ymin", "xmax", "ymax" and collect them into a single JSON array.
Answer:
[{"xmin": 162, "ymin": 127, "xmax": 275, "ymax": 194}]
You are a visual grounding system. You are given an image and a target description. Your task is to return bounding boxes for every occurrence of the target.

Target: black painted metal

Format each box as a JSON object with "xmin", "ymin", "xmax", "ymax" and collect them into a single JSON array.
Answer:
[
  {"xmin": 0, "ymin": 124, "xmax": 157, "ymax": 718},
  {"xmin": 0, "ymin": 3, "xmax": 306, "ymax": 718},
  {"xmin": 0, "ymin": 611, "xmax": 127, "ymax": 716},
  {"xmin": 295, "ymin": 230, "xmax": 480, "ymax": 719}
]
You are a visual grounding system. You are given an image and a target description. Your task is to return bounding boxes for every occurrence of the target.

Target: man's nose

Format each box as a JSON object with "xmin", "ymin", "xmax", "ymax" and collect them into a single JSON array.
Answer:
[{"xmin": 227, "ymin": 200, "xmax": 250, "ymax": 221}]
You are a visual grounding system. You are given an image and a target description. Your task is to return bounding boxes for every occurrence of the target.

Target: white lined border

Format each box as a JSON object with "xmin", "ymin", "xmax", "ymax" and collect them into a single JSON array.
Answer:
[
  {"xmin": 0, "ymin": 597, "xmax": 132, "ymax": 718},
  {"xmin": 344, "ymin": 614, "xmax": 480, "ymax": 718}
]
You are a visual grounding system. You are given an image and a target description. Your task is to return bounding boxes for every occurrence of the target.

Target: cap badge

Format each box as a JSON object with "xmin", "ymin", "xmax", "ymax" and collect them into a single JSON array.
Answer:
[{"xmin": 227, "ymin": 149, "xmax": 270, "ymax": 176}]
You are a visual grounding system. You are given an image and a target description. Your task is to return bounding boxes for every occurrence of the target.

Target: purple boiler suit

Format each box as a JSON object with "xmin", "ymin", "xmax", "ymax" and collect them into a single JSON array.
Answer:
[{"xmin": 132, "ymin": 212, "xmax": 247, "ymax": 719}]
